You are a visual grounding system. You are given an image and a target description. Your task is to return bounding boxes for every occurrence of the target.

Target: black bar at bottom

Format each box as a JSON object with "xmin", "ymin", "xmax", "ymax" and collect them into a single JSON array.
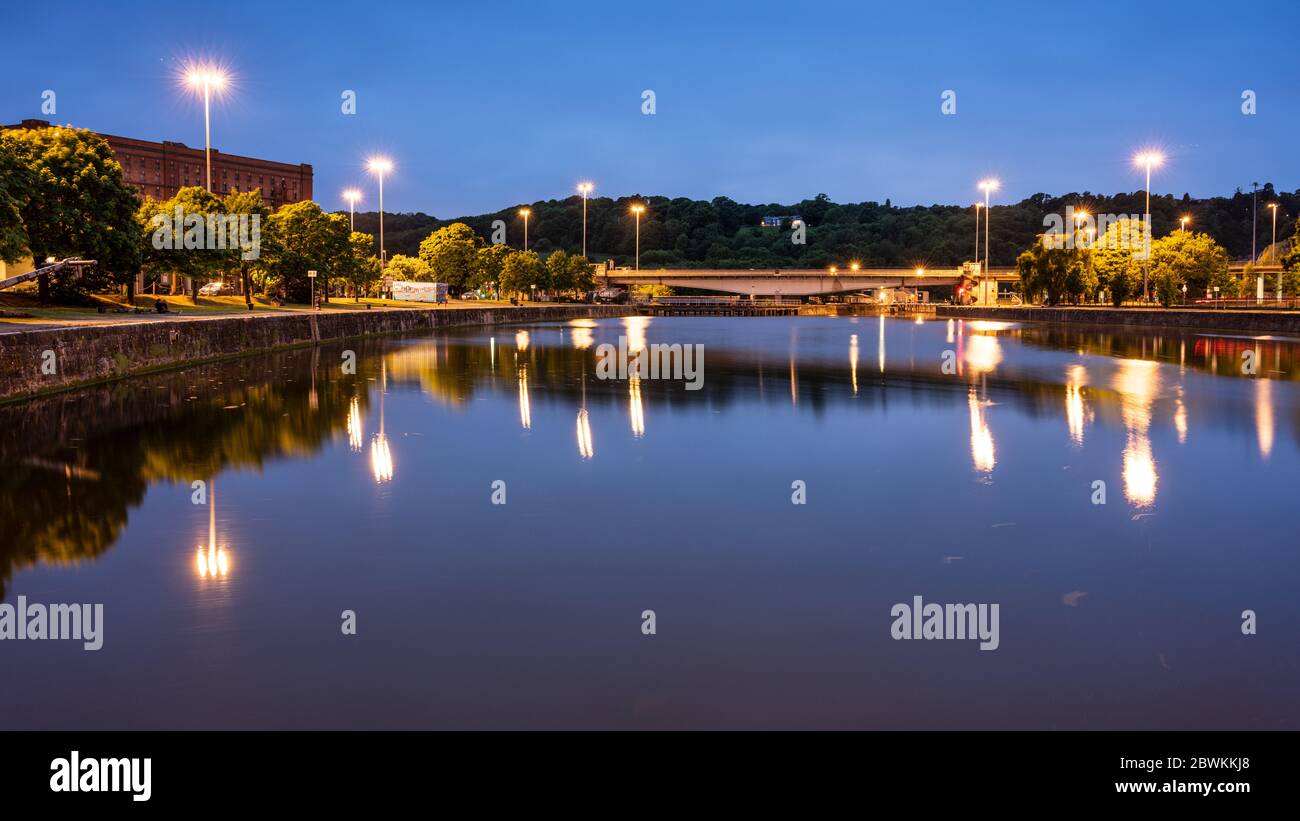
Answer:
[{"xmin": 0, "ymin": 730, "xmax": 1280, "ymax": 808}]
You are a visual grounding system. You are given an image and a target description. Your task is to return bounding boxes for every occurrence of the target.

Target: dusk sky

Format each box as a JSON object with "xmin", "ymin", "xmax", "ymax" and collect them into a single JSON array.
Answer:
[{"xmin": 3, "ymin": 0, "xmax": 1297, "ymax": 216}]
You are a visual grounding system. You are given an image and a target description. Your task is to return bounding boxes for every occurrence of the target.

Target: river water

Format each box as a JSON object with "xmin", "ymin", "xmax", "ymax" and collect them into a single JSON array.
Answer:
[{"xmin": 1, "ymin": 315, "xmax": 1297, "ymax": 729}]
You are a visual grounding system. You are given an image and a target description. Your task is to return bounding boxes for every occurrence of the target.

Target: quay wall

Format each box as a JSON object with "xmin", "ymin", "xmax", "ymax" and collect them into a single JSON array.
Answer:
[
  {"xmin": 936, "ymin": 305, "xmax": 1300, "ymax": 335},
  {"xmin": 0, "ymin": 305, "xmax": 632, "ymax": 402}
]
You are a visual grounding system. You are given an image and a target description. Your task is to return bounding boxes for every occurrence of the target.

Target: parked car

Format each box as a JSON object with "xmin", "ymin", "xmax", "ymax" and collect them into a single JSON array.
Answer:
[
  {"xmin": 198, "ymin": 281, "xmax": 227, "ymax": 296},
  {"xmin": 461, "ymin": 292, "xmax": 479, "ymax": 300}
]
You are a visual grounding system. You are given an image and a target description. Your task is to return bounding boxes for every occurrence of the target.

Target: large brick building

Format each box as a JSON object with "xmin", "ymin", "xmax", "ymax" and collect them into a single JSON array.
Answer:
[{"xmin": 6, "ymin": 119, "xmax": 312, "ymax": 207}]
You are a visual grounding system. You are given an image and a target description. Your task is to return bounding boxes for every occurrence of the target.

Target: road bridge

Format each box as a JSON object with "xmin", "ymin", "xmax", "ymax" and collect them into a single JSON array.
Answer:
[{"xmin": 604, "ymin": 267, "xmax": 1018, "ymax": 297}]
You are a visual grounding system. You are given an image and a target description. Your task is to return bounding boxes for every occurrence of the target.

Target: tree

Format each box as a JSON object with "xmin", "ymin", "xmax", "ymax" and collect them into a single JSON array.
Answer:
[
  {"xmin": 263, "ymin": 201, "xmax": 351, "ymax": 303},
  {"xmin": 344, "ymin": 231, "xmax": 380, "ymax": 300},
  {"xmin": 223, "ymin": 188, "xmax": 274, "ymax": 307},
  {"xmin": 1016, "ymin": 239, "xmax": 1083, "ymax": 306},
  {"xmin": 417, "ymin": 222, "xmax": 481, "ymax": 292},
  {"xmin": 138, "ymin": 186, "xmax": 231, "ymax": 302},
  {"xmin": 1147, "ymin": 229, "xmax": 1230, "ymax": 303},
  {"xmin": 567, "ymin": 254, "xmax": 595, "ymax": 294},
  {"xmin": 473, "ymin": 243, "xmax": 512, "ymax": 294},
  {"xmin": 546, "ymin": 249, "xmax": 572, "ymax": 293},
  {"xmin": 3, "ymin": 126, "xmax": 141, "ymax": 302},
  {"xmin": 499, "ymin": 249, "xmax": 543, "ymax": 299},
  {"xmin": 1093, "ymin": 248, "xmax": 1139, "ymax": 306},
  {"xmin": 0, "ymin": 137, "xmax": 29, "ymax": 265},
  {"xmin": 383, "ymin": 254, "xmax": 430, "ymax": 282}
]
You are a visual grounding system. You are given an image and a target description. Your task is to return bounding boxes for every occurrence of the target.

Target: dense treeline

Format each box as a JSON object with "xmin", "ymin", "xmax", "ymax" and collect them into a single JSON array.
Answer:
[{"xmin": 349, "ymin": 187, "xmax": 1300, "ymax": 270}]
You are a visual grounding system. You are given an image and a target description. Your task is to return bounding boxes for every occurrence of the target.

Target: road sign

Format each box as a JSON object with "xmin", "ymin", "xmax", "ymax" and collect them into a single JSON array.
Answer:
[{"xmin": 307, "ymin": 270, "xmax": 317, "ymax": 278}]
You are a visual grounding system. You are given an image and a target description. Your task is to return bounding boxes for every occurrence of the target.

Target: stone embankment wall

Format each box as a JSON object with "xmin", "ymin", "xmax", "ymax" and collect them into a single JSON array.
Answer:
[
  {"xmin": 0, "ymin": 305, "xmax": 631, "ymax": 402},
  {"xmin": 936, "ymin": 305, "xmax": 1300, "ymax": 335}
]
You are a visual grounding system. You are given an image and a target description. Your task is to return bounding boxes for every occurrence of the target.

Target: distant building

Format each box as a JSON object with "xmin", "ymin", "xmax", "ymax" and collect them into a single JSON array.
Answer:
[
  {"xmin": 4, "ymin": 119, "xmax": 313, "ymax": 208},
  {"xmin": 760, "ymin": 215, "xmax": 801, "ymax": 228}
]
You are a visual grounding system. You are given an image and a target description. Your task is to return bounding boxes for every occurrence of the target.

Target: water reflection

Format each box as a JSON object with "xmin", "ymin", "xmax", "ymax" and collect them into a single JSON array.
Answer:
[
  {"xmin": 347, "ymin": 396, "xmax": 363, "ymax": 452},
  {"xmin": 1115, "ymin": 359, "xmax": 1159, "ymax": 508},
  {"xmin": 570, "ymin": 319, "xmax": 596, "ymax": 350},
  {"xmin": 194, "ymin": 478, "xmax": 231, "ymax": 581},
  {"xmin": 964, "ymin": 333, "xmax": 1003, "ymax": 376},
  {"xmin": 849, "ymin": 334, "xmax": 859, "ymax": 395},
  {"xmin": 1256, "ymin": 378, "xmax": 1274, "ymax": 460},
  {"xmin": 518, "ymin": 366, "xmax": 532, "ymax": 431},
  {"xmin": 370, "ymin": 362, "xmax": 394, "ymax": 483},
  {"xmin": 629, "ymin": 377, "xmax": 645, "ymax": 438},
  {"xmin": 623, "ymin": 316, "xmax": 649, "ymax": 353},
  {"xmin": 1, "ymin": 316, "xmax": 1297, "ymax": 603},
  {"xmin": 576, "ymin": 408, "xmax": 594, "ymax": 459},
  {"xmin": 968, "ymin": 388, "xmax": 996, "ymax": 475},
  {"xmin": 1065, "ymin": 365, "xmax": 1088, "ymax": 446}
]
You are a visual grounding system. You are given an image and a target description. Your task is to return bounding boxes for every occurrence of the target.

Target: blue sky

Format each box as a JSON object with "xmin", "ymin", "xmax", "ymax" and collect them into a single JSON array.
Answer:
[{"xmin": 3, "ymin": 0, "xmax": 1297, "ymax": 215}]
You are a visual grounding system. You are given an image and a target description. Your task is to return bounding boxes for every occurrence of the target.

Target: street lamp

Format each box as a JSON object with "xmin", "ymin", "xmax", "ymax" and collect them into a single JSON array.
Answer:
[
  {"xmin": 1073, "ymin": 209, "xmax": 1088, "ymax": 248},
  {"xmin": 366, "ymin": 157, "xmax": 393, "ymax": 268},
  {"xmin": 829, "ymin": 265, "xmax": 838, "ymax": 275},
  {"xmin": 1268, "ymin": 202, "xmax": 1278, "ymax": 262},
  {"xmin": 630, "ymin": 203, "xmax": 645, "ymax": 270},
  {"xmin": 1133, "ymin": 151, "xmax": 1164, "ymax": 301},
  {"xmin": 978, "ymin": 179, "xmax": 999, "ymax": 273},
  {"xmin": 577, "ymin": 182, "xmax": 593, "ymax": 258},
  {"xmin": 184, "ymin": 65, "xmax": 228, "ymax": 193},
  {"xmin": 974, "ymin": 202, "xmax": 983, "ymax": 263},
  {"xmin": 1180, "ymin": 215, "xmax": 1189, "ymax": 234},
  {"xmin": 519, "ymin": 207, "xmax": 531, "ymax": 251},
  {"xmin": 343, "ymin": 188, "xmax": 362, "ymax": 232}
]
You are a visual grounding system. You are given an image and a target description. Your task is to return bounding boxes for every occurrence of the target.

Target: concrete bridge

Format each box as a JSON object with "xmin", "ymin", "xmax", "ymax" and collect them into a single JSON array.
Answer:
[{"xmin": 604, "ymin": 267, "xmax": 1019, "ymax": 297}]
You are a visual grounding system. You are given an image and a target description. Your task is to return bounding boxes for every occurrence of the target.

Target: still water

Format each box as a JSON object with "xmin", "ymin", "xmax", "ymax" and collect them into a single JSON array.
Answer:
[{"xmin": 1, "ymin": 315, "xmax": 1298, "ymax": 729}]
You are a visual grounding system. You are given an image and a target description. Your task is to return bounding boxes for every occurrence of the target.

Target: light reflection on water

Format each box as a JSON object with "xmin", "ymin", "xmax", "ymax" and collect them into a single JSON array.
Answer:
[{"xmin": 1, "ymin": 315, "xmax": 1299, "ymax": 730}]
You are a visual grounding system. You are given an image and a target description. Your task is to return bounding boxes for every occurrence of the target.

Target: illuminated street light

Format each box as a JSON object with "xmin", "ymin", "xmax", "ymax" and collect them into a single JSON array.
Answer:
[
  {"xmin": 1073, "ymin": 209, "xmax": 1088, "ymax": 249},
  {"xmin": 1180, "ymin": 215, "xmax": 1190, "ymax": 233},
  {"xmin": 343, "ymin": 188, "xmax": 362, "ymax": 232},
  {"xmin": 184, "ymin": 64, "xmax": 229, "ymax": 192},
  {"xmin": 577, "ymin": 182, "xmax": 594, "ymax": 258},
  {"xmin": 1268, "ymin": 202, "xmax": 1279, "ymax": 262},
  {"xmin": 978, "ymin": 179, "xmax": 999, "ymax": 273},
  {"xmin": 630, "ymin": 203, "xmax": 646, "ymax": 270},
  {"xmin": 1133, "ymin": 151, "xmax": 1164, "ymax": 300},
  {"xmin": 366, "ymin": 157, "xmax": 393, "ymax": 269},
  {"xmin": 829, "ymin": 265, "xmax": 838, "ymax": 275},
  {"xmin": 850, "ymin": 261, "xmax": 860, "ymax": 272},
  {"xmin": 519, "ymin": 207, "xmax": 531, "ymax": 251}
]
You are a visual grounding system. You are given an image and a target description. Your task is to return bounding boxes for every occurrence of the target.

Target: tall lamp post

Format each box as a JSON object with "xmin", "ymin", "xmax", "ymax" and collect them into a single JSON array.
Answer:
[
  {"xmin": 1268, "ymin": 202, "xmax": 1278, "ymax": 262},
  {"xmin": 519, "ymin": 208, "xmax": 531, "ymax": 251},
  {"xmin": 1133, "ymin": 151, "xmax": 1164, "ymax": 302},
  {"xmin": 1180, "ymin": 215, "xmax": 1189, "ymax": 234},
  {"xmin": 1251, "ymin": 182, "xmax": 1259, "ymax": 263},
  {"xmin": 978, "ymin": 179, "xmax": 999, "ymax": 274},
  {"xmin": 973, "ymin": 202, "xmax": 983, "ymax": 264},
  {"xmin": 366, "ymin": 157, "xmax": 393, "ymax": 269},
  {"xmin": 1269, "ymin": 202, "xmax": 1281, "ymax": 302},
  {"xmin": 577, "ymin": 182, "xmax": 593, "ymax": 258},
  {"xmin": 630, "ymin": 203, "xmax": 645, "ymax": 270},
  {"xmin": 343, "ymin": 188, "xmax": 362, "ymax": 232},
  {"xmin": 185, "ymin": 66, "xmax": 227, "ymax": 193}
]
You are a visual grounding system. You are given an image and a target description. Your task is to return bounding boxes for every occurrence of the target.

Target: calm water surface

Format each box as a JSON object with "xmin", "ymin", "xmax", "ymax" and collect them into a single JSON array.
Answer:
[{"xmin": 1, "ymin": 315, "xmax": 1298, "ymax": 729}]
